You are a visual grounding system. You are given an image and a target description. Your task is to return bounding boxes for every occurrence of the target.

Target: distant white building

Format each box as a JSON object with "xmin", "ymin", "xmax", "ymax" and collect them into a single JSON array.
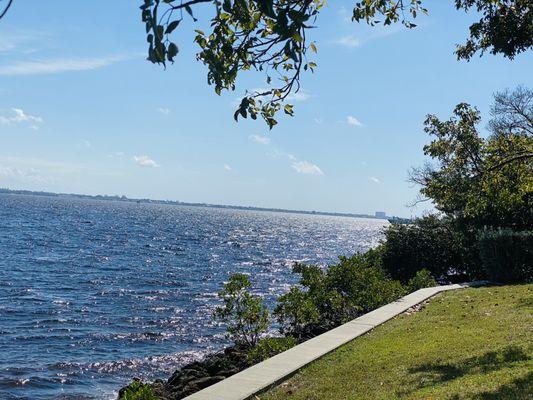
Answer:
[{"xmin": 375, "ymin": 211, "xmax": 387, "ymax": 219}]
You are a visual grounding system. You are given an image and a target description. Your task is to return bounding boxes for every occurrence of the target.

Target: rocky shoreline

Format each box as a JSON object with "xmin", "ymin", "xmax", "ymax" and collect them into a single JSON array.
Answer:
[{"xmin": 118, "ymin": 346, "xmax": 251, "ymax": 400}]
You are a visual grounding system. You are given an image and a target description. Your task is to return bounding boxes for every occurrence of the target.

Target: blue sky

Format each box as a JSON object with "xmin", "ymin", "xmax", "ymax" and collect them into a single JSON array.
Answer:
[{"xmin": 0, "ymin": 1, "xmax": 531, "ymax": 217}]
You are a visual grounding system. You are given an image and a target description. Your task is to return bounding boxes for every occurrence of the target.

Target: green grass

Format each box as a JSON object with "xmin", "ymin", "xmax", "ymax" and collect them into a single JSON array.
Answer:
[{"xmin": 260, "ymin": 284, "xmax": 533, "ymax": 400}]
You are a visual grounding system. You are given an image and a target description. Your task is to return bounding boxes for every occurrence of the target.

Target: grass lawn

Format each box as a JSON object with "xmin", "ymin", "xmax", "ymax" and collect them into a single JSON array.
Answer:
[{"xmin": 260, "ymin": 284, "xmax": 533, "ymax": 400}]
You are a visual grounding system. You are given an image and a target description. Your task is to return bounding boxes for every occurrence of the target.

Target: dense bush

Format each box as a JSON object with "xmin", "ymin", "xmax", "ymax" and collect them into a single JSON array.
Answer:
[
  {"xmin": 407, "ymin": 269, "xmax": 438, "ymax": 292},
  {"xmin": 379, "ymin": 215, "xmax": 477, "ymax": 283},
  {"xmin": 213, "ymin": 273, "xmax": 269, "ymax": 348},
  {"xmin": 246, "ymin": 336, "xmax": 297, "ymax": 364},
  {"xmin": 118, "ymin": 380, "xmax": 158, "ymax": 400},
  {"xmin": 274, "ymin": 254, "xmax": 405, "ymax": 339},
  {"xmin": 478, "ymin": 229, "xmax": 533, "ymax": 283}
]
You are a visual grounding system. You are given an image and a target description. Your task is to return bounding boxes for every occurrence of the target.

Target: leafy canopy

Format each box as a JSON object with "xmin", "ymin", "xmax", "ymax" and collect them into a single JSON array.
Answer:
[
  {"xmin": 213, "ymin": 273, "xmax": 269, "ymax": 348},
  {"xmin": 274, "ymin": 254, "xmax": 405, "ymax": 339},
  {"xmin": 410, "ymin": 86, "xmax": 533, "ymax": 230},
  {"xmin": 141, "ymin": 0, "xmax": 532, "ymax": 127}
]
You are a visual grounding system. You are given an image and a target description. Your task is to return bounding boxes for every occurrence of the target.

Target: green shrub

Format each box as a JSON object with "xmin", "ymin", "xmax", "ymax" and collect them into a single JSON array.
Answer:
[
  {"xmin": 246, "ymin": 336, "xmax": 297, "ymax": 364},
  {"xmin": 380, "ymin": 215, "xmax": 477, "ymax": 283},
  {"xmin": 118, "ymin": 381, "xmax": 158, "ymax": 400},
  {"xmin": 274, "ymin": 286, "xmax": 320, "ymax": 340},
  {"xmin": 213, "ymin": 273, "xmax": 270, "ymax": 348},
  {"xmin": 274, "ymin": 254, "xmax": 405, "ymax": 339},
  {"xmin": 407, "ymin": 269, "xmax": 437, "ymax": 292},
  {"xmin": 478, "ymin": 229, "xmax": 533, "ymax": 283}
]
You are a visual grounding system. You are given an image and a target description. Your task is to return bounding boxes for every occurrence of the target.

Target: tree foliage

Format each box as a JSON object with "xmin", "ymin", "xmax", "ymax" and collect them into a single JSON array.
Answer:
[
  {"xmin": 410, "ymin": 86, "xmax": 533, "ymax": 230},
  {"xmin": 140, "ymin": 0, "xmax": 533, "ymax": 127},
  {"xmin": 478, "ymin": 228, "xmax": 533, "ymax": 283},
  {"xmin": 213, "ymin": 273, "xmax": 269, "ymax": 348},
  {"xmin": 455, "ymin": 0, "xmax": 533, "ymax": 60},
  {"xmin": 274, "ymin": 254, "xmax": 405, "ymax": 339},
  {"xmin": 380, "ymin": 215, "xmax": 474, "ymax": 282}
]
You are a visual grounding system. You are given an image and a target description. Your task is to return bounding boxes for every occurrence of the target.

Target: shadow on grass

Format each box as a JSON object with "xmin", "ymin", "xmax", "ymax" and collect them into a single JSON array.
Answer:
[
  {"xmin": 403, "ymin": 345, "xmax": 530, "ymax": 395},
  {"xmin": 466, "ymin": 371, "xmax": 533, "ymax": 399}
]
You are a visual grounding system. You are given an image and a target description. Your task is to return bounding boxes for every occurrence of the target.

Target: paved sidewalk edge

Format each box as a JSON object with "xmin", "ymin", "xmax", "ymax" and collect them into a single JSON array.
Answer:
[{"xmin": 184, "ymin": 281, "xmax": 488, "ymax": 400}]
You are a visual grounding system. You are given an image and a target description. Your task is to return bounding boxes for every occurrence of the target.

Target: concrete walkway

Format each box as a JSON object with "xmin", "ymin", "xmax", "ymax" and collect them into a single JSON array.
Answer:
[{"xmin": 184, "ymin": 282, "xmax": 486, "ymax": 400}]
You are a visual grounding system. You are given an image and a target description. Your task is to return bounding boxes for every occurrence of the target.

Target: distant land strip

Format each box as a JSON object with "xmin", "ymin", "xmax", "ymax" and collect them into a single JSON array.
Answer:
[{"xmin": 0, "ymin": 188, "xmax": 410, "ymax": 222}]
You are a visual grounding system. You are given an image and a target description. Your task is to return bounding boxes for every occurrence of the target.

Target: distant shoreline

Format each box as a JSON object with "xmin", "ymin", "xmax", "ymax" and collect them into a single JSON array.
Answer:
[{"xmin": 0, "ymin": 188, "xmax": 408, "ymax": 222}]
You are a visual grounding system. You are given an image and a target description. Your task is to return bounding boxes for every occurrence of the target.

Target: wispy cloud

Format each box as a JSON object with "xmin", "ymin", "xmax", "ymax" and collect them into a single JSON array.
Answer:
[
  {"xmin": 0, "ymin": 108, "xmax": 43, "ymax": 127},
  {"xmin": 291, "ymin": 160, "xmax": 324, "ymax": 176},
  {"xmin": 272, "ymin": 151, "xmax": 324, "ymax": 176},
  {"xmin": 108, "ymin": 151, "xmax": 125, "ymax": 159},
  {"xmin": 335, "ymin": 35, "xmax": 361, "ymax": 48},
  {"xmin": 0, "ymin": 31, "xmax": 51, "ymax": 54},
  {"xmin": 0, "ymin": 165, "xmax": 57, "ymax": 185},
  {"xmin": 223, "ymin": 164, "xmax": 232, "ymax": 171},
  {"xmin": 157, "ymin": 107, "xmax": 170, "ymax": 115},
  {"xmin": 249, "ymin": 134, "xmax": 271, "ymax": 145},
  {"xmin": 287, "ymin": 90, "xmax": 312, "ymax": 102},
  {"xmin": 134, "ymin": 155, "xmax": 159, "ymax": 168},
  {"xmin": 347, "ymin": 115, "xmax": 363, "ymax": 127},
  {"xmin": 0, "ymin": 55, "xmax": 128, "ymax": 76},
  {"xmin": 369, "ymin": 176, "xmax": 381, "ymax": 183},
  {"xmin": 335, "ymin": 23, "xmax": 405, "ymax": 49},
  {"xmin": 0, "ymin": 155, "xmax": 123, "ymax": 185},
  {"xmin": 0, "ymin": 155, "xmax": 84, "ymax": 175}
]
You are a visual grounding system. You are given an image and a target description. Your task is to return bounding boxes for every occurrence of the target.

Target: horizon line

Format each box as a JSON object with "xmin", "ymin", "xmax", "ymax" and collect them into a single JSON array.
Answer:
[{"xmin": 0, "ymin": 187, "xmax": 410, "ymax": 220}]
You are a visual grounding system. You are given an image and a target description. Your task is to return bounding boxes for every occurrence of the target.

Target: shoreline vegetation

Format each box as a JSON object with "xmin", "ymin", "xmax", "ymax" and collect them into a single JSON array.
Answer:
[
  {"xmin": 118, "ymin": 87, "xmax": 531, "ymax": 400},
  {"xmin": 118, "ymin": 260, "xmax": 438, "ymax": 400}
]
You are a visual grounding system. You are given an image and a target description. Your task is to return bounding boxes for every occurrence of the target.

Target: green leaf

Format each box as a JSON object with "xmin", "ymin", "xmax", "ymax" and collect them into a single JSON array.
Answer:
[
  {"xmin": 167, "ymin": 43, "xmax": 179, "ymax": 61},
  {"xmin": 185, "ymin": 5, "xmax": 198, "ymax": 21},
  {"xmin": 284, "ymin": 104, "xmax": 294, "ymax": 116},
  {"xmin": 165, "ymin": 20, "xmax": 181, "ymax": 34}
]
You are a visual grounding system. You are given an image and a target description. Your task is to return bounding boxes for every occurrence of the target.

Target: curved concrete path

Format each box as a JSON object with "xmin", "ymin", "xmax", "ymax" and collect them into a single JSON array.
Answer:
[{"xmin": 184, "ymin": 281, "xmax": 486, "ymax": 400}]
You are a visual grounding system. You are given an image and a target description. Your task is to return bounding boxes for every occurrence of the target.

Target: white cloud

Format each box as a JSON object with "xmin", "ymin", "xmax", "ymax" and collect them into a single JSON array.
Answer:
[
  {"xmin": 108, "ymin": 151, "xmax": 125, "ymax": 158},
  {"xmin": 291, "ymin": 160, "xmax": 324, "ymax": 176},
  {"xmin": 335, "ymin": 24, "xmax": 404, "ymax": 48},
  {"xmin": 134, "ymin": 155, "xmax": 159, "ymax": 168},
  {"xmin": 336, "ymin": 35, "xmax": 361, "ymax": 48},
  {"xmin": 286, "ymin": 91, "xmax": 311, "ymax": 102},
  {"xmin": 347, "ymin": 116, "xmax": 363, "ymax": 127},
  {"xmin": 0, "ymin": 155, "xmax": 81, "ymax": 171},
  {"xmin": 286, "ymin": 153, "xmax": 297, "ymax": 161},
  {"xmin": 268, "ymin": 150, "xmax": 323, "ymax": 177},
  {"xmin": 369, "ymin": 176, "xmax": 381, "ymax": 183},
  {"xmin": 0, "ymin": 55, "xmax": 127, "ymax": 76},
  {"xmin": 0, "ymin": 31, "xmax": 52, "ymax": 54},
  {"xmin": 249, "ymin": 134, "xmax": 270, "ymax": 145},
  {"xmin": 0, "ymin": 108, "xmax": 43, "ymax": 126},
  {"xmin": 223, "ymin": 164, "xmax": 232, "ymax": 171},
  {"xmin": 157, "ymin": 107, "xmax": 170, "ymax": 115},
  {"xmin": 0, "ymin": 165, "xmax": 56, "ymax": 184}
]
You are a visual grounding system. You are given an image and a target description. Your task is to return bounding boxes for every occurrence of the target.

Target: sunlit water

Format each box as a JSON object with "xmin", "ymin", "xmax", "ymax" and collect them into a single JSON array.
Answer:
[{"xmin": 0, "ymin": 194, "xmax": 388, "ymax": 399}]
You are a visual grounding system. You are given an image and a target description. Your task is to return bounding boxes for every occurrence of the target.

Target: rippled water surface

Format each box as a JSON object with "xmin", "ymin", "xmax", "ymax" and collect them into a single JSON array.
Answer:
[{"xmin": 0, "ymin": 194, "xmax": 388, "ymax": 399}]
